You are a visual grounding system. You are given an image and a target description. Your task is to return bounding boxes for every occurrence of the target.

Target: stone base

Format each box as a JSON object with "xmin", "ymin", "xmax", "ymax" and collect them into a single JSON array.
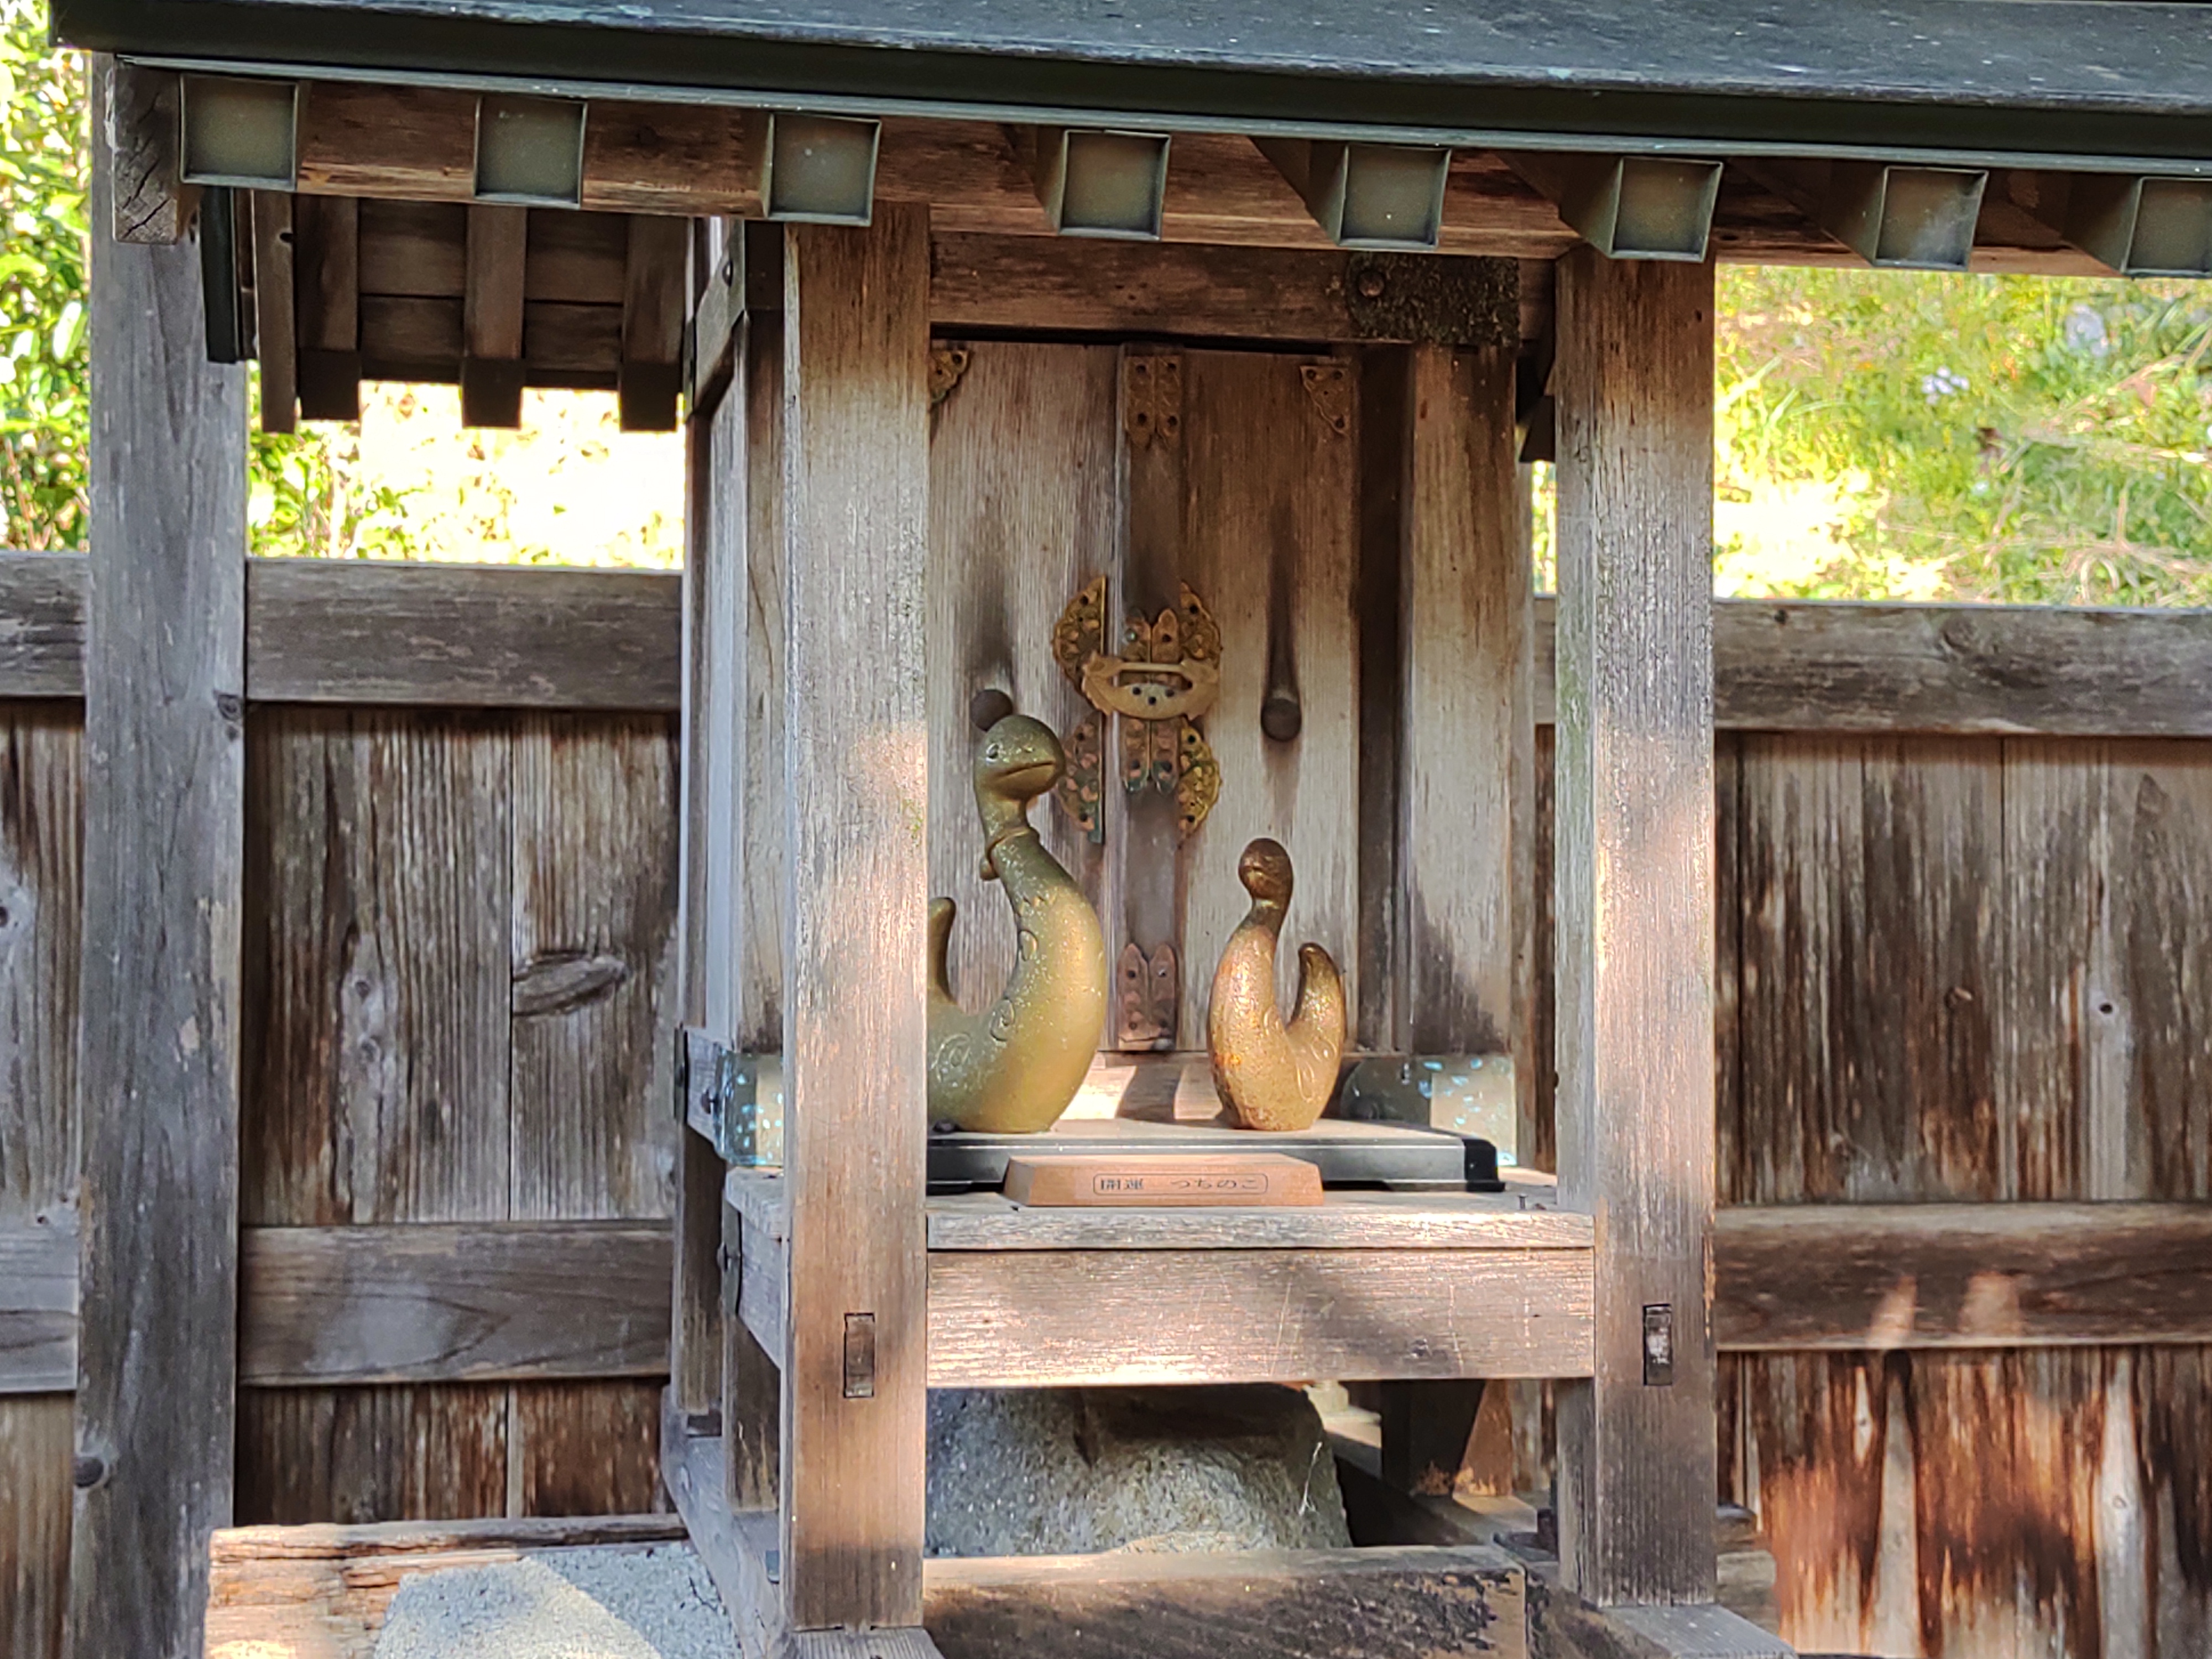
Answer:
[{"xmin": 926, "ymin": 1384, "xmax": 1353, "ymax": 1558}]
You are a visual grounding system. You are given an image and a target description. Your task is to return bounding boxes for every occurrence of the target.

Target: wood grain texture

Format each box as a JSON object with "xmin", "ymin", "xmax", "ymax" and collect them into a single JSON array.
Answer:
[
  {"xmin": 0, "ymin": 560, "xmax": 85, "ymax": 698},
  {"xmin": 672, "ymin": 407, "xmax": 724, "ymax": 1421},
  {"xmin": 779, "ymin": 205, "xmax": 932, "ymax": 1631},
  {"xmin": 925, "ymin": 1246, "xmax": 1593, "ymax": 1386},
  {"xmin": 205, "ymin": 1511, "xmax": 687, "ymax": 1659},
  {"xmin": 1728, "ymin": 735, "xmax": 2004, "ymax": 1204},
  {"xmin": 234, "ymin": 1384, "xmax": 510, "ymax": 1526},
  {"xmin": 1399, "ymin": 342, "xmax": 1531, "ymax": 1060},
  {"xmin": 0, "ymin": 705, "xmax": 81, "ymax": 1234},
  {"xmin": 240, "ymin": 706, "xmax": 514, "ymax": 1528},
  {"xmin": 71, "ymin": 69, "xmax": 251, "ymax": 1657},
  {"xmin": 0, "ymin": 1395, "xmax": 71, "ymax": 1659},
  {"xmin": 1740, "ymin": 1347, "xmax": 2212, "ymax": 1659},
  {"xmin": 293, "ymin": 193, "xmax": 361, "ymax": 422},
  {"xmin": 926, "ymin": 1188, "xmax": 1589, "ymax": 1250},
  {"xmin": 1527, "ymin": 596, "xmax": 2212, "ymax": 736},
  {"xmin": 1176, "ymin": 348, "xmax": 1361, "ymax": 1039},
  {"xmin": 926, "ymin": 341, "xmax": 1115, "ymax": 1017},
  {"xmin": 509, "ymin": 1380, "xmax": 664, "ymax": 1516},
  {"xmin": 929, "ymin": 233, "xmax": 1517, "ymax": 345},
  {"xmin": 0, "ymin": 1211, "xmax": 75, "ymax": 1395},
  {"xmin": 238, "ymin": 1222, "xmax": 672, "ymax": 1386},
  {"xmin": 243, "ymin": 709, "xmax": 513, "ymax": 1228},
  {"xmin": 1550, "ymin": 249, "xmax": 1718, "ymax": 1608},
  {"xmin": 246, "ymin": 558, "xmax": 681, "ymax": 710},
  {"xmin": 924, "ymin": 1541, "xmax": 1526, "ymax": 1659},
  {"xmin": 509, "ymin": 713, "xmax": 679, "ymax": 1222},
  {"xmin": 661, "ymin": 1397, "xmax": 785, "ymax": 1659},
  {"xmin": 104, "ymin": 62, "xmax": 191, "ymax": 244},
  {"xmin": 1717, "ymin": 1202, "xmax": 2212, "ymax": 1350},
  {"xmin": 251, "ymin": 190, "xmax": 299, "ymax": 433},
  {"xmin": 1999, "ymin": 738, "xmax": 2212, "ymax": 1204},
  {"xmin": 1109, "ymin": 346, "xmax": 1188, "ymax": 1048},
  {"xmin": 4, "ymin": 553, "xmax": 2210, "ymax": 737}
]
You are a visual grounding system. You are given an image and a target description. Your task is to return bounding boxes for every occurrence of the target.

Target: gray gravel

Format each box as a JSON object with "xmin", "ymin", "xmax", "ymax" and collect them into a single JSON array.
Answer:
[{"xmin": 374, "ymin": 1543, "xmax": 735, "ymax": 1659}]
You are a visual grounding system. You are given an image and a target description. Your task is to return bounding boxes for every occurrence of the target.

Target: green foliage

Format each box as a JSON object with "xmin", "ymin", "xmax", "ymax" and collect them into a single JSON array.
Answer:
[
  {"xmin": 246, "ymin": 385, "xmax": 420, "ymax": 560},
  {"xmin": 1718, "ymin": 266, "xmax": 2212, "ymax": 606},
  {"xmin": 0, "ymin": 0, "xmax": 86, "ymax": 549}
]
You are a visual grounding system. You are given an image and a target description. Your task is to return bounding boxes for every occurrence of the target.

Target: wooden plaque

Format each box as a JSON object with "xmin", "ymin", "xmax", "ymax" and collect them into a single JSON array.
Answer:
[{"xmin": 1003, "ymin": 1153, "xmax": 1324, "ymax": 1208}]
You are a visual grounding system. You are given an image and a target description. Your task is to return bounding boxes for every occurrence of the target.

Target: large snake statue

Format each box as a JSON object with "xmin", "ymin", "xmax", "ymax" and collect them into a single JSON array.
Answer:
[
  {"xmin": 927, "ymin": 713, "xmax": 1108, "ymax": 1133},
  {"xmin": 1207, "ymin": 837, "xmax": 1346, "ymax": 1131}
]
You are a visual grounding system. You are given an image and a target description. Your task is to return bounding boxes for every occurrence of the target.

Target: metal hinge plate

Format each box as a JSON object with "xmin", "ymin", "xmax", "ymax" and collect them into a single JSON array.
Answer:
[{"xmin": 675, "ymin": 1026, "xmax": 784, "ymax": 1168}]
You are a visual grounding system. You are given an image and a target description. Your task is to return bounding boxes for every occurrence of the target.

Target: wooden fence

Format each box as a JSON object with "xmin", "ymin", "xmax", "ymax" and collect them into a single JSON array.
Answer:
[{"xmin": 1, "ymin": 551, "xmax": 2206, "ymax": 1658}]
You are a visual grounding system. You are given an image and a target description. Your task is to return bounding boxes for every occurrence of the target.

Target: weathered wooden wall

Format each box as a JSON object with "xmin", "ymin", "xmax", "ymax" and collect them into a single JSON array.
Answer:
[
  {"xmin": 1713, "ymin": 732, "xmax": 2212, "ymax": 1658},
  {"xmin": 3, "ymin": 451, "xmax": 2209, "ymax": 1657}
]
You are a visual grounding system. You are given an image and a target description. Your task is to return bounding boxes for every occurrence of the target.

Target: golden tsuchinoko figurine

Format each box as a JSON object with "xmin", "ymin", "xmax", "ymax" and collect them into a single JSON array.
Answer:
[
  {"xmin": 1208, "ymin": 838, "xmax": 1346, "ymax": 1132},
  {"xmin": 927, "ymin": 713, "xmax": 1109, "ymax": 1133}
]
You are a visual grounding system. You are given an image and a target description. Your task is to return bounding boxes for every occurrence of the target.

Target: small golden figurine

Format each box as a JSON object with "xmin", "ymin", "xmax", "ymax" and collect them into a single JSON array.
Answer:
[
  {"xmin": 927, "ymin": 714, "xmax": 1109, "ymax": 1133},
  {"xmin": 1207, "ymin": 838, "xmax": 1347, "ymax": 1131}
]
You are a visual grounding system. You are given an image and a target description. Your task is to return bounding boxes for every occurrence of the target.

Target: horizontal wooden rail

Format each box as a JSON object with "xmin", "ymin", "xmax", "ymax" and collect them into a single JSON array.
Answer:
[
  {"xmin": 0, "ymin": 554, "xmax": 681, "ymax": 711},
  {"xmin": 1, "ymin": 552, "xmax": 2206, "ymax": 735},
  {"xmin": 244, "ymin": 557, "xmax": 680, "ymax": 708},
  {"xmin": 9, "ymin": 1202, "xmax": 2204, "ymax": 1395},
  {"xmin": 236, "ymin": 1221, "xmax": 674, "ymax": 1386},
  {"xmin": 1713, "ymin": 1201, "xmax": 2212, "ymax": 1352}
]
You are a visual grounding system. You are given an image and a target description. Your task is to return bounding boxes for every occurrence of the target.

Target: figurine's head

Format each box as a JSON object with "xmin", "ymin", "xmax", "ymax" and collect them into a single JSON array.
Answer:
[
  {"xmin": 975, "ymin": 713, "xmax": 1064, "ymax": 805},
  {"xmin": 1238, "ymin": 837, "xmax": 1294, "ymax": 905}
]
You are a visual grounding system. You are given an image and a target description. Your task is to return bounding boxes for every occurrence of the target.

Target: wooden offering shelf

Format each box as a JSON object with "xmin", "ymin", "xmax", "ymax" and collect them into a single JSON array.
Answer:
[{"xmin": 724, "ymin": 1169, "xmax": 1594, "ymax": 1388}]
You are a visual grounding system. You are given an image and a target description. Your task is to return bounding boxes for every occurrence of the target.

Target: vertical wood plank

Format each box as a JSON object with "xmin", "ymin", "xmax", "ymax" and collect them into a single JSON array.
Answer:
[
  {"xmin": 510, "ymin": 1380, "xmax": 666, "ymax": 1516},
  {"xmin": 778, "ymin": 204, "xmax": 930, "ymax": 1632},
  {"xmin": 72, "ymin": 60, "xmax": 250, "ymax": 1655},
  {"xmin": 728, "ymin": 317, "xmax": 791, "ymax": 1507},
  {"xmin": 1400, "ymin": 341, "xmax": 1531, "ymax": 1058},
  {"xmin": 1379, "ymin": 341, "xmax": 1530, "ymax": 1499},
  {"xmin": 239, "ymin": 708, "xmax": 514, "ymax": 1527},
  {"xmin": 926, "ymin": 341, "xmax": 1116, "ymax": 1015},
  {"xmin": 509, "ymin": 711, "xmax": 679, "ymax": 1223},
  {"xmin": 1110, "ymin": 346, "xmax": 1188, "ymax": 1051},
  {"xmin": 293, "ymin": 194, "xmax": 361, "ymax": 421},
  {"xmin": 671, "ymin": 408, "xmax": 724, "ymax": 1422},
  {"xmin": 243, "ymin": 711, "xmax": 513, "ymax": 1228},
  {"xmin": 509, "ymin": 710, "xmax": 679, "ymax": 1512},
  {"xmin": 250, "ymin": 190, "xmax": 298, "ymax": 434},
  {"xmin": 1352, "ymin": 347, "xmax": 1406, "ymax": 1056},
  {"xmin": 1729, "ymin": 735, "xmax": 2000, "ymax": 1205},
  {"xmin": 1551, "ymin": 248, "xmax": 1717, "ymax": 1608},
  {"xmin": 0, "ymin": 708, "xmax": 82, "ymax": 1227},
  {"xmin": 0, "ymin": 710, "xmax": 80, "ymax": 1659},
  {"xmin": 620, "ymin": 215, "xmax": 688, "ymax": 432},
  {"xmin": 1177, "ymin": 350, "xmax": 1360, "ymax": 1041},
  {"xmin": 233, "ymin": 1386, "xmax": 509, "ymax": 1525},
  {"xmin": 1, "ymin": 1396, "xmax": 74, "ymax": 1659},
  {"xmin": 461, "ymin": 204, "xmax": 527, "ymax": 429},
  {"xmin": 1999, "ymin": 738, "xmax": 2212, "ymax": 1205}
]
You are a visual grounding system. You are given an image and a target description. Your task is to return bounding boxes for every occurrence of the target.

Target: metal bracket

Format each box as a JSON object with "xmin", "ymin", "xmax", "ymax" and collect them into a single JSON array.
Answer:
[{"xmin": 675, "ymin": 1027, "xmax": 784, "ymax": 1168}]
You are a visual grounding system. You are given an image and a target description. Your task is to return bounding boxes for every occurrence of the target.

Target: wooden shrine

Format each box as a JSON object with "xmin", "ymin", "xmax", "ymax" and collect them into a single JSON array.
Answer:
[{"xmin": 41, "ymin": 1, "xmax": 2212, "ymax": 1655}]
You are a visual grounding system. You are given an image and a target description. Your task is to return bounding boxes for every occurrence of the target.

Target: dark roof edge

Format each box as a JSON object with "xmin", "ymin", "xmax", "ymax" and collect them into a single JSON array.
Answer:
[{"xmin": 59, "ymin": 0, "xmax": 2212, "ymax": 171}]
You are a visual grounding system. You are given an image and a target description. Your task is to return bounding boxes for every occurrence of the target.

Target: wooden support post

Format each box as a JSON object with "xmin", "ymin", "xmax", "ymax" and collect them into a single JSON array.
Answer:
[
  {"xmin": 778, "ymin": 205, "xmax": 933, "ymax": 1637},
  {"xmin": 1550, "ymin": 248, "xmax": 1718, "ymax": 1609},
  {"xmin": 70, "ymin": 57, "xmax": 249, "ymax": 1659},
  {"xmin": 249, "ymin": 190, "xmax": 298, "ymax": 433},
  {"xmin": 671, "ymin": 395, "xmax": 727, "ymax": 1434},
  {"xmin": 622, "ymin": 215, "xmax": 689, "ymax": 431},
  {"xmin": 461, "ymin": 204, "xmax": 528, "ymax": 427},
  {"xmin": 1375, "ymin": 338, "xmax": 1535, "ymax": 1496},
  {"xmin": 724, "ymin": 310, "xmax": 787, "ymax": 1516},
  {"xmin": 293, "ymin": 194, "xmax": 361, "ymax": 421}
]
